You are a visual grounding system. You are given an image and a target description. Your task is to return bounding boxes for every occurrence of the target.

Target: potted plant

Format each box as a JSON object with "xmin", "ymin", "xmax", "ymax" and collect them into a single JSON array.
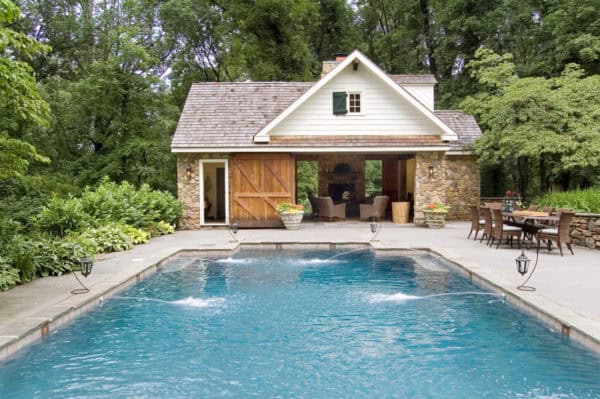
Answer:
[
  {"xmin": 276, "ymin": 202, "xmax": 305, "ymax": 230},
  {"xmin": 422, "ymin": 202, "xmax": 450, "ymax": 228},
  {"xmin": 503, "ymin": 190, "xmax": 521, "ymax": 212}
]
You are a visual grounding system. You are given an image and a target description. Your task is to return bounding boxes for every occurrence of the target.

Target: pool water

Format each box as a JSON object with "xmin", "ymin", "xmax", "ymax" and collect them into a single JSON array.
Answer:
[{"xmin": 1, "ymin": 249, "xmax": 599, "ymax": 398}]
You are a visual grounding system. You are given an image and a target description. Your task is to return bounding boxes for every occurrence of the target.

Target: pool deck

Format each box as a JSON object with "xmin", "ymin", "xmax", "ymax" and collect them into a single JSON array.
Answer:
[{"xmin": 1, "ymin": 221, "xmax": 599, "ymax": 360}]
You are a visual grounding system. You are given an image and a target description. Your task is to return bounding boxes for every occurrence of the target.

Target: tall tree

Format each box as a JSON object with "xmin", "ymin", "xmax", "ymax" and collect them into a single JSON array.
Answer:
[
  {"xmin": 462, "ymin": 49, "xmax": 600, "ymax": 195},
  {"xmin": 18, "ymin": 0, "xmax": 179, "ymax": 192},
  {"xmin": 0, "ymin": 0, "xmax": 50, "ymax": 176}
]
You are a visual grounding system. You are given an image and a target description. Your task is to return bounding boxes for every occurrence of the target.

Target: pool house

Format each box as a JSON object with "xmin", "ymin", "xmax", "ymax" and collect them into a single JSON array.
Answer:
[{"xmin": 171, "ymin": 50, "xmax": 482, "ymax": 228}]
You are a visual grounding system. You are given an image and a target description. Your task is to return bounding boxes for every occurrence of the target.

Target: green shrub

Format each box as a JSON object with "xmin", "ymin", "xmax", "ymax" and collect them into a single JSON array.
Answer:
[
  {"xmin": 5, "ymin": 236, "xmax": 37, "ymax": 282},
  {"xmin": 79, "ymin": 179, "xmax": 182, "ymax": 228},
  {"xmin": 119, "ymin": 224, "xmax": 150, "ymax": 244},
  {"xmin": 30, "ymin": 238, "xmax": 90, "ymax": 276},
  {"xmin": 35, "ymin": 195, "xmax": 90, "ymax": 237},
  {"xmin": 77, "ymin": 224, "xmax": 134, "ymax": 253},
  {"xmin": 536, "ymin": 188, "xmax": 600, "ymax": 214},
  {"xmin": 2, "ymin": 235, "xmax": 91, "ymax": 279},
  {"xmin": 144, "ymin": 221, "xmax": 175, "ymax": 237},
  {"xmin": 0, "ymin": 257, "xmax": 21, "ymax": 291}
]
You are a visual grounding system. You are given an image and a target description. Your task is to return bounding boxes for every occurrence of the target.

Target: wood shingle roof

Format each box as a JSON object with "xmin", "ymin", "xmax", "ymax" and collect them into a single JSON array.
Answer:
[{"xmin": 171, "ymin": 79, "xmax": 480, "ymax": 151}]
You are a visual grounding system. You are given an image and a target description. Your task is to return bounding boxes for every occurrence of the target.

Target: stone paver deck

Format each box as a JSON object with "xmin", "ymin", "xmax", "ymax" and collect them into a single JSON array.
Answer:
[{"xmin": 1, "ymin": 221, "xmax": 599, "ymax": 360}]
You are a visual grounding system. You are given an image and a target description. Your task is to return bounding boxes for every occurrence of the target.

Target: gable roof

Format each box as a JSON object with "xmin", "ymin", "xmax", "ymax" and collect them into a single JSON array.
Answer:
[
  {"xmin": 170, "ymin": 82, "xmax": 480, "ymax": 152},
  {"xmin": 253, "ymin": 50, "xmax": 457, "ymax": 143}
]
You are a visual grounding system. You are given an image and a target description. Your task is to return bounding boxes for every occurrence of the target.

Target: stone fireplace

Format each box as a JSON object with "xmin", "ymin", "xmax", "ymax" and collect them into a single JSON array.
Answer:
[{"xmin": 317, "ymin": 155, "xmax": 365, "ymax": 217}]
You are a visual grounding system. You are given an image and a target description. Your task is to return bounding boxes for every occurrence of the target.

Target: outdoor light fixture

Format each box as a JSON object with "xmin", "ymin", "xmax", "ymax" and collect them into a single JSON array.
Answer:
[
  {"xmin": 80, "ymin": 256, "xmax": 94, "ymax": 277},
  {"xmin": 185, "ymin": 165, "xmax": 193, "ymax": 180},
  {"xmin": 370, "ymin": 222, "xmax": 378, "ymax": 234},
  {"xmin": 369, "ymin": 218, "xmax": 380, "ymax": 241},
  {"xmin": 428, "ymin": 164, "xmax": 434, "ymax": 178},
  {"xmin": 229, "ymin": 220, "xmax": 239, "ymax": 242},
  {"xmin": 515, "ymin": 249, "xmax": 539, "ymax": 292},
  {"xmin": 515, "ymin": 251, "xmax": 530, "ymax": 276},
  {"xmin": 71, "ymin": 257, "xmax": 94, "ymax": 295}
]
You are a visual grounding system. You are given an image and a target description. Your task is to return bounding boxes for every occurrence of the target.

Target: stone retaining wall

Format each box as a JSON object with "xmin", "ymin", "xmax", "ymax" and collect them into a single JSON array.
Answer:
[{"xmin": 570, "ymin": 213, "xmax": 600, "ymax": 249}]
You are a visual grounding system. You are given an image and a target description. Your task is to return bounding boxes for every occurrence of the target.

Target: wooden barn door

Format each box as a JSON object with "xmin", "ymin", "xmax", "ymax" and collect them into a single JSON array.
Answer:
[{"xmin": 230, "ymin": 154, "xmax": 295, "ymax": 227}]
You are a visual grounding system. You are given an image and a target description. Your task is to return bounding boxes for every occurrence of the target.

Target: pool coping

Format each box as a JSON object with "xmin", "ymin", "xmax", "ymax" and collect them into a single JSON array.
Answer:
[{"xmin": 1, "ymin": 241, "xmax": 599, "ymax": 362}]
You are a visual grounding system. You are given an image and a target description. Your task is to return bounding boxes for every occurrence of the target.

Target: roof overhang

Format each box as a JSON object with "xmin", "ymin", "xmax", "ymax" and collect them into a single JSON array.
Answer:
[
  {"xmin": 253, "ymin": 49, "xmax": 459, "ymax": 144},
  {"xmin": 171, "ymin": 145, "xmax": 451, "ymax": 153}
]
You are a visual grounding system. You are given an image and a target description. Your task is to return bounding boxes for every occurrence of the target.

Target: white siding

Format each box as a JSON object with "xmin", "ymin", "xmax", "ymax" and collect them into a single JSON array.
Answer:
[
  {"xmin": 403, "ymin": 84, "xmax": 434, "ymax": 110},
  {"xmin": 270, "ymin": 65, "xmax": 443, "ymax": 137}
]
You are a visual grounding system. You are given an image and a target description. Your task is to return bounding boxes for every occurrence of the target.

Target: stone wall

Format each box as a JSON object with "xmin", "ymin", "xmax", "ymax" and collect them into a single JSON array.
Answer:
[
  {"xmin": 177, "ymin": 154, "xmax": 228, "ymax": 229},
  {"xmin": 414, "ymin": 152, "xmax": 480, "ymax": 223},
  {"xmin": 444, "ymin": 155, "xmax": 481, "ymax": 221},
  {"xmin": 570, "ymin": 214, "xmax": 600, "ymax": 249}
]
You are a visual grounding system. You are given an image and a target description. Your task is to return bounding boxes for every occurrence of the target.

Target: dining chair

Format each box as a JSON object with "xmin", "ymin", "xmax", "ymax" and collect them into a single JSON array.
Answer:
[
  {"xmin": 479, "ymin": 207, "xmax": 494, "ymax": 244},
  {"xmin": 536, "ymin": 210, "xmax": 575, "ymax": 256},
  {"xmin": 528, "ymin": 204, "xmax": 539, "ymax": 211},
  {"xmin": 468, "ymin": 205, "xmax": 485, "ymax": 240},
  {"xmin": 490, "ymin": 208, "xmax": 522, "ymax": 248}
]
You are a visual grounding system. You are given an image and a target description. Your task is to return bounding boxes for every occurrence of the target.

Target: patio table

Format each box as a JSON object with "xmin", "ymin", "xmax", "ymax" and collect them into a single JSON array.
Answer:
[{"xmin": 502, "ymin": 211, "xmax": 559, "ymax": 244}]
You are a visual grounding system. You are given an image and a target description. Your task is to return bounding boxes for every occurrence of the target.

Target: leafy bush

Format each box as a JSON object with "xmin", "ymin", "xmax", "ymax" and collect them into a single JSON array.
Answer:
[
  {"xmin": 536, "ymin": 188, "xmax": 600, "ymax": 214},
  {"xmin": 119, "ymin": 224, "xmax": 150, "ymax": 244},
  {"xmin": 79, "ymin": 179, "xmax": 182, "ymax": 228},
  {"xmin": 144, "ymin": 221, "xmax": 175, "ymax": 237},
  {"xmin": 35, "ymin": 195, "xmax": 90, "ymax": 237},
  {"xmin": 77, "ymin": 224, "xmax": 134, "ymax": 253},
  {"xmin": 30, "ymin": 238, "xmax": 90, "ymax": 276},
  {"xmin": 0, "ymin": 257, "xmax": 20, "ymax": 291}
]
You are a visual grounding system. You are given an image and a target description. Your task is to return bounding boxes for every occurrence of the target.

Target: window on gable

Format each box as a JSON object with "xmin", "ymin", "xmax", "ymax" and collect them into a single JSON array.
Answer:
[{"xmin": 348, "ymin": 92, "xmax": 361, "ymax": 113}]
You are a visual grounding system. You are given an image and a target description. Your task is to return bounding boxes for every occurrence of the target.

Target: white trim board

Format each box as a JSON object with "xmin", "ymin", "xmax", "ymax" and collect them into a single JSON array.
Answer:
[
  {"xmin": 173, "ymin": 146, "xmax": 451, "ymax": 153},
  {"xmin": 253, "ymin": 49, "xmax": 458, "ymax": 143},
  {"xmin": 198, "ymin": 159, "xmax": 229, "ymax": 226}
]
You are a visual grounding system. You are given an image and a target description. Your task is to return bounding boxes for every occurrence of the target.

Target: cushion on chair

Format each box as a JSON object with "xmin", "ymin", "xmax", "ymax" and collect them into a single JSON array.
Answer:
[
  {"xmin": 539, "ymin": 228, "xmax": 558, "ymax": 235},
  {"xmin": 479, "ymin": 219, "xmax": 485, "ymax": 225},
  {"xmin": 503, "ymin": 225, "xmax": 521, "ymax": 231}
]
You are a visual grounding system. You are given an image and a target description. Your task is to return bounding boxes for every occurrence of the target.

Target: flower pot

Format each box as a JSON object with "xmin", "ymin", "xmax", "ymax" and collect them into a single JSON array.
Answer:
[
  {"xmin": 279, "ymin": 212, "xmax": 304, "ymax": 230},
  {"xmin": 422, "ymin": 210, "xmax": 448, "ymax": 228}
]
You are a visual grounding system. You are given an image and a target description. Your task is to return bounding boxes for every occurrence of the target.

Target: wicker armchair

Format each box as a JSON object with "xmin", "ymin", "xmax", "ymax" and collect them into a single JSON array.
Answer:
[
  {"xmin": 479, "ymin": 207, "xmax": 494, "ymax": 244},
  {"xmin": 359, "ymin": 195, "xmax": 389, "ymax": 221},
  {"xmin": 315, "ymin": 197, "xmax": 346, "ymax": 221},
  {"xmin": 537, "ymin": 210, "xmax": 575, "ymax": 256}
]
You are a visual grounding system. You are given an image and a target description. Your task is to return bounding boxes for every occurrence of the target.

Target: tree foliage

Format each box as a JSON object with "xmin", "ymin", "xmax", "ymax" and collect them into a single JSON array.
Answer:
[{"xmin": 462, "ymin": 49, "xmax": 600, "ymax": 196}]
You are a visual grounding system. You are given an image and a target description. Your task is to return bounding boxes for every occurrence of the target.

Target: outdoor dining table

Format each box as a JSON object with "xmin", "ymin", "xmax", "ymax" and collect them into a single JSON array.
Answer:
[{"xmin": 502, "ymin": 210, "xmax": 559, "ymax": 243}]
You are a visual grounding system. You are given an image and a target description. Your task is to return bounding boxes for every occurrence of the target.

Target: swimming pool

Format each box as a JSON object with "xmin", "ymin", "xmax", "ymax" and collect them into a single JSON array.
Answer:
[{"xmin": 1, "ymin": 249, "xmax": 599, "ymax": 398}]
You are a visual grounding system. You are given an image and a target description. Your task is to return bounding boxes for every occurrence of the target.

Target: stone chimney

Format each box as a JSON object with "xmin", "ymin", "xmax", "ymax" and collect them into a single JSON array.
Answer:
[
  {"xmin": 321, "ymin": 61, "xmax": 340, "ymax": 77},
  {"xmin": 321, "ymin": 53, "xmax": 347, "ymax": 78}
]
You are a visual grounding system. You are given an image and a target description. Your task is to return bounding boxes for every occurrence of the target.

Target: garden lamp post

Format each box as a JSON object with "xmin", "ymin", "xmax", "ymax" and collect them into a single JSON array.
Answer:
[
  {"xmin": 369, "ymin": 218, "xmax": 380, "ymax": 242},
  {"xmin": 515, "ymin": 250, "xmax": 537, "ymax": 292},
  {"xmin": 229, "ymin": 220, "xmax": 239, "ymax": 242},
  {"xmin": 71, "ymin": 257, "xmax": 94, "ymax": 294}
]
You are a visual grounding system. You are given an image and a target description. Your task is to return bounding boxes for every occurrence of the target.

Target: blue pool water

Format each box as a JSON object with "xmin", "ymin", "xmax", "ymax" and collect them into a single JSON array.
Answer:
[{"xmin": 1, "ymin": 249, "xmax": 599, "ymax": 398}]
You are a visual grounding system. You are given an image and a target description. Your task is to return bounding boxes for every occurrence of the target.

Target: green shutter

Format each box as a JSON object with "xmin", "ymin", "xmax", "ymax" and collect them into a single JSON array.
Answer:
[{"xmin": 332, "ymin": 92, "xmax": 347, "ymax": 115}]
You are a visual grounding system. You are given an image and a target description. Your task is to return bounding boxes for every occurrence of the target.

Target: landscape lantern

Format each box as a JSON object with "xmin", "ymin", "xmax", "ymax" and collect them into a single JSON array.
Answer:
[
  {"xmin": 515, "ymin": 251, "xmax": 530, "ymax": 276},
  {"xmin": 370, "ymin": 222, "xmax": 378, "ymax": 234},
  {"xmin": 230, "ymin": 220, "xmax": 239, "ymax": 235},
  {"xmin": 80, "ymin": 256, "xmax": 94, "ymax": 277}
]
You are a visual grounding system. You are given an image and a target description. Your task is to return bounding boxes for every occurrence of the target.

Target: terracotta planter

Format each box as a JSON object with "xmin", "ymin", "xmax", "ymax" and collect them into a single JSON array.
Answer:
[
  {"xmin": 279, "ymin": 212, "xmax": 304, "ymax": 230},
  {"xmin": 422, "ymin": 210, "xmax": 448, "ymax": 228}
]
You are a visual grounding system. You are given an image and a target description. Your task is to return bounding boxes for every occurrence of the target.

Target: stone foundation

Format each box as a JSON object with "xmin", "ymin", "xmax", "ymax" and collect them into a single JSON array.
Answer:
[
  {"xmin": 414, "ymin": 152, "xmax": 480, "ymax": 223},
  {"xmin": 570, "ymin": 214, "xmax": 600, "ymax": 249}
]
